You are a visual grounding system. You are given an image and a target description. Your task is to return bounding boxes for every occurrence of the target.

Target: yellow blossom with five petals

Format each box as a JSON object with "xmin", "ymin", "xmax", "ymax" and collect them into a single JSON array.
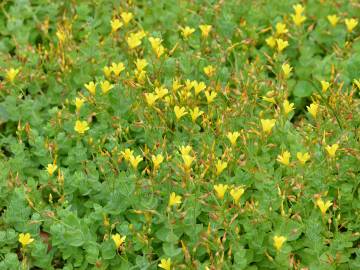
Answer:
[
  {"xmin": 345, "ymin": 18, "xmax": 358, "ymax": 33},
  {"xmin": 189, "ymin": 107, "xmax": 204, "ymax": 122},
  {"xmin": 174, "ymin": 106, "xmax": 187, "ymax": 120},
  {"xmin": 325, "ymin": 144, "xmax": 339, "ymax": 158},
  {"xmin": 111, "ymin": 62, "xmax": 125, "ymax": 76},
  {"xmin": 121, "ymin": 12, "xmax": 133, "ymax": 25},
  {"xmin": 273, "ymin": 235, "xmax": 286, "ymax": 251},
  {"xmin": 180, "ymin": 26, "xmax": 195, "ymax": 39},
  {"xmin": 227, "ymin": 131, "xmax": 240, "ymax": 146},
  {"xmin": 321, "ymin": 80, "xmax": 330, "ymax": 92},
  {"xmin": 129, "ymin": 155, "xmax": 143, "ymax": 169},
  {"xmin": 281, "ymin": 63, "xmax": 293, "ymax": 78},
  {"xmin": 111, "ymin": 19, "xmax": 123, "ymax": 32},
  {"xmin": 230, "ymin": 187, "xmax": 245, "ymax": 204},
  {"xmin": 158, "ymin": 258, "xmax": 171, "ymax": 270},
  {"xmin": 316, "ymin": 198, "xmax": 332, "ymax": 215},
  {"xmin": 203, "ymin": 65, "xmax": 216, "ymax": 77},
  {"xmin": 214, "ymin": 184, "xmax": 228, "ymax": 200},
  {"xmin": 5, "ymin": 68, "xmax": 20, "ymax": 82},
  {"xmin": 261, "ymin": 119, "xmax": 276, "ymax": 134},
  {"xmin": 277, "ymin": 151, "xmax": 291, "ymax": 166},
  {"xmin": 84, "ymin": 81, "xmax": 96, "ymax": 95},
  {"xmin": 152, "ymin": 154, "xmax": 164, "ymax": 170},
  {"xmin": 327, "ymin": 15, "xmax": 339, "ymax": 27},
  {"xmin": 19, "ymin": 233, "xmax": 34, "ymax": 247},
  {"xmin": 199, "ymin": 24, "xmax": 212, "ymax": 38},
  {"xmin": 112, "ymin": 233, "xmax": 126, "ymax": 249},
  {"xmin": 276, "ymin": 38, "xmax": 289, "ymax": 52},
  {"xmin": 205, "ymin": 90, "xmax": 217, "ymax": 104},
  {"xmin": 74, "ymin": 120, "xmax": 89, "ymax": 134},
  {"xmin": 215, "ymin": 159, "xmax": 228, "ymax": 175},
  {"xmin": 168, "ymin": 192, "xmax": 182, "ymax": 207},
  {"xmin": 296, "ymin": 152, "xmax": 310, "ymax": 165},
  {"xmin": 307, "ymin": 102, "xmax": 319, "ymax": 118},
  {"xmin": 283, "ymin": 100, "xmax": 294, "ymax": 115},
  {"xmin": 46, "ymin": 163, "xmax": 58, "ymax": 176},
  {"xmin": 100, "ymin": 80, "xmax": 114, "ymax": 94}
]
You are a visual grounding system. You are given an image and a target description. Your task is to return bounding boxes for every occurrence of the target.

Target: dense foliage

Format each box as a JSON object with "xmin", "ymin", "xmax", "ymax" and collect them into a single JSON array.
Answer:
[{"xmin": 0, "ymin": 0, "xmax": 360, "ymax": 269}]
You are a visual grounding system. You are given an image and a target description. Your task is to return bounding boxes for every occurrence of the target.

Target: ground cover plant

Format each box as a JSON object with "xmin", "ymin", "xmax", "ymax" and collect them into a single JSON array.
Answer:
[{"xmin": 0, "ymin": 0, "xmax": 360, "ymax": 269}]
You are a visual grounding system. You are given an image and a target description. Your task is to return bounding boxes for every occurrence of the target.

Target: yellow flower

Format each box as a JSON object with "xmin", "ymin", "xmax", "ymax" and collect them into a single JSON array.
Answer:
[
  {"xmin": 172, "ymin": 78, "xmax": 183, "ymax": 91},
  {"xmin": 152, "ymin": 154, "xmax": 164, "ymax": 170},
  {"xmin": 293, "ymin": 4, "xmax": 305, "ymax": 15},
  {"xmin": 203, "ymin": 65, "xmax": 216, "ymax": 77},
  {"xmin": 189, "ymin": 107, "xmax": 204, "ymax": 122},
  {"xmin": 262, "ymin": 91, "xmax": 276, "ymax": 104},
  {"xmin": 127, "ymin": 33, "xmax": 142, "ymax": 49},
  {"xmin": 184, "ymin": 79, "xmax": 195, "ymax": 91},
  {"xmin": 276, "ymin": 38, "xmax": 289, "ymax": 52},
  {"xmin": 5, "ymin": 68, "xmax": 20, "ymax": 82},
  {"xmin": 316, "ymin": 198, "xmax": 332, "ymax": 215},
  {"xmin": 214, "ymin": 184, "xmax": 228, "ymax": 200},
  {"xmin": 179, "ymin": 145, "xmax": 192, "ymax": 156},
  {"xmin": 205, "ymin": 90, "xmax": 217, "ymax": 104},
  {"xmin": 325, "ymin": 143, "xmax": 339, "ymax": 158},
  {"xmin": 174, "ymin": 106, "xmax": 187, "ymax": 120},
  {"xmin": 181, "ymin": 154, "xmax": 195, "ymax": 170},
  {"xmin": 281, "ymin": 63, "xmax": 293, "ymax": 78},
  {"xmin": 164, "ymin": 96, "xmax": 173, "ymax": 106},
  {"xmin": 158, "ymin": 258, "xmax": 171, "ymax": 270},
  {"xmin": 265, "ymin": 36, "xmax": 276, "ymax": 48},
  {"xmin": 121, "ymin": 148, "xmax": 134, "ymax": 161},
  {"xmin": 111, "ymin": 62, "xmax": 125, "ymax": 76},
  {"xmin": 168, "ymin": 192, "xmax": 182, "ymax": 207},
  {"xmin": 227, "ymin": 131, "xmax": 240, "ymax": 146},
  {"xmin": 353, "ymin": 79, "xmax": 360, "ymax": 90},
  {"xmin": 193, "ymin": 81, "xmax": 206, "ymax": 96},
  {"xmin": 261, "ymin": 119, "xmax": 276, "ymax": 134},
  {"xmin": 199, "ymin": 24, "xmax": 212, "ymax": 38},
  {"xmin": 129, "ymin": 155, "xmax": 143, "ymax": 169},
  {"xmin": 155, "ymin": 86, "xmax": 168, "ymax": 99},
  {"xmin": 121, "ymin": 12, "xmax": 133, "ymax": 25},
  {"xmin": 277, "ymin": 150, "xmax": 291, "ymax": 166},
  {"xmin": 74, "ymin": 120, "xmax": 89, "ymax": 134},
  {"xmin": 112, "ymin": 233, "xmax": 126, "ymax": 249},
  {"xmin": 273, "ymin": 235, "xmax": 286, "ymax": 251},
  {"xmin": 291, "ymin": 13, "xmax": 306, "ymax": 26},
  {"xmin": 135, "ymin": 58, "xmax": 148, "ymax": 71},
  {"xmin": 103, "ymin": 66, "xmax": 112, "ymax": 78},
  {"xmin": 75, "ymin": 97, "xmax": 85, "ymax": 112},
  {"xmin": 320, "ymin": 80, "xmax": 330, "ymax": 92},
  {"xmin": 145, "ymin": 93, "xmax": 159, "ymax": 106},
  {"xmin": 283, "ymin": 100, "xmax": 294, "ymax": 115},
  {"xmin": 111, "ymin": 18, "xmax": 123, "ymax": 32},
  {"xmin": 19, "ymin": 233, "xmax": 34, "ymax": 247},
  {"xmin": 148, "ymin": 37, "xmax": 165, "ymax": 58},
  {"xmin": 100, "ymin": 80, "xmax": 114, "ymax": 94},
  {"xmin": 46, "ymin": 163, "xmax": 58, "ymax": 176},
  {"xmin": 307, "ymin": 102, "xmax": 319, "ymax": 118},
  {"xmin": 296, "ymin": 152, "xmax": 310, "ymax": 165},
  {"xmin": 275, "ymin": 22, "xmax": 288, "ymax": 35},
  {"xmin": 215, "ymin": 159, "xmax": 228, "ymax": 176},
  {"xmin": 327, "ymin": 15, "xmax": 339, "ymax": 27},
  {"xmin": 56, "ymin": 29, "xmax": 66, "ymax": 43},
  {"xmin": 345, "ymin": 18, "xmax": 358, "ymax": 33},
  {"xmin": 135, "ymin": 30, "xmax": 146, "ymax": 40},
  {"xmin": 148, "ymin": 36, "xmax": 161, "ymax": 48},
  {"xmin": 230, "ymin": 187, "xmax": 245, "ymax": 204},
  {"xmin": 84, "ymin": 81, "xmax": 96, "ymax": 95},
  {"xmin": 135, "ymin": 69, "xmax": 146, "ymax": 84},
  {"xmin": 181, "ymin": 26, "xmax": 195, "ymax": 39}
]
